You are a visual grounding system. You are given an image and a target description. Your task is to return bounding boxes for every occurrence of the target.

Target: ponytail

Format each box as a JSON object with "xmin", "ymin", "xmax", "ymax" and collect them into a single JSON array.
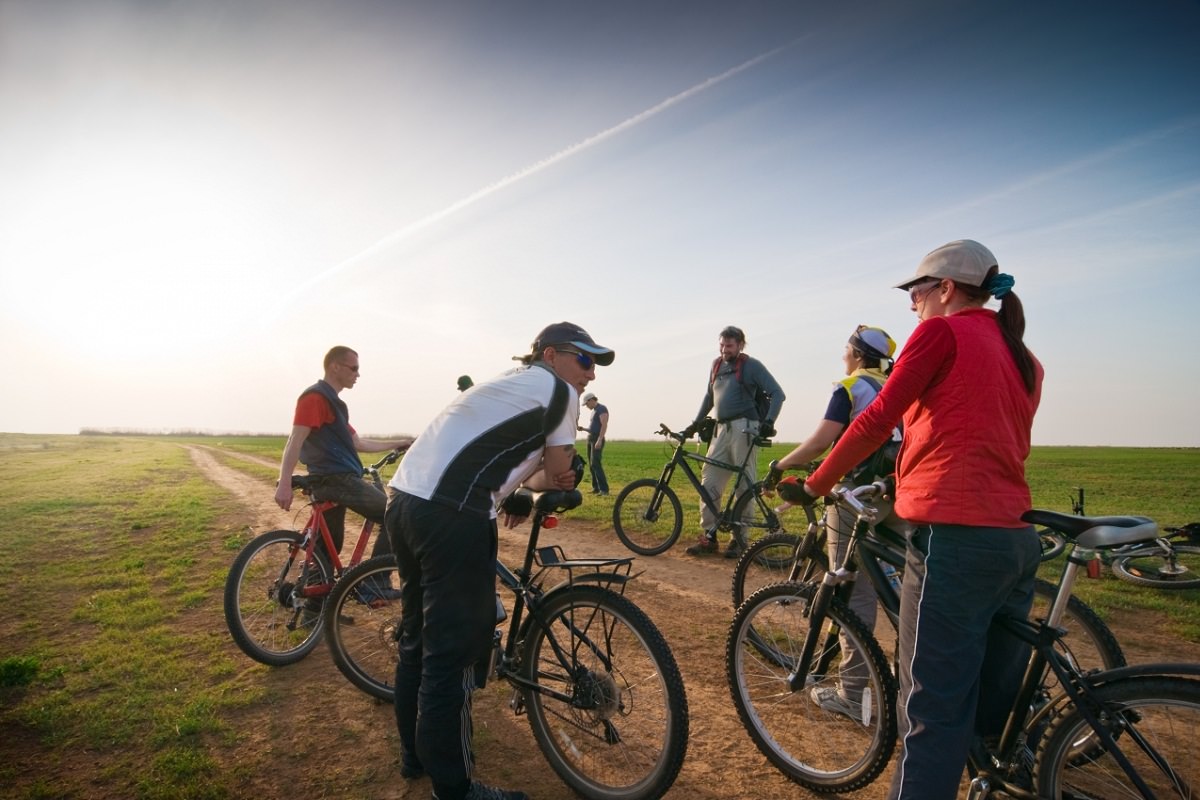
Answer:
[{"xmin": 958, "ymin": 268, "xmax": 1037, "ymax": 394}]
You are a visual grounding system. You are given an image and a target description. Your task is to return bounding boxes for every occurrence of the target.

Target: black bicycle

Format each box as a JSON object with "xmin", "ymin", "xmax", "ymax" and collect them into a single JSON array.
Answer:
[
  {"xmin": 611, "ymin": 422, "xmax": 799, "ymax": 556},
  {"xmin": 726, "ymin": 481, "xmax": 1131, "ymax": 794},
  {"xmin": 324, "ymin": 489, "xmax": 689, "ymax": 800},
  {"xmin": 728, "ymin": 486, "xmax": 1200, "ymax": 797}
]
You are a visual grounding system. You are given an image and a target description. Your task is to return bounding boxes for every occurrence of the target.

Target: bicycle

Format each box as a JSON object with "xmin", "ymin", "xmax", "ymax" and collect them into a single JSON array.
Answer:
[
  {"xmin": 730, "ymin": 481, "xmax": 1125, "ymax": 684},
  {"xmin": 222, "ymin": 449, "xmax": 402, "ymax": 666},
  {"xmin": 725, "ymin": 481, "xmax": 1132, "ymax": 794},
  {"xmin": 1039, "ymin": 487, "xmax": 1200, "ymax": 589},
  {"xmin": 324, "ymin": 488, "xmax": 690, "ymax": 800},
  {"xmin": 611, "ymin": 422, "xmax": 793, "ymax": 556}
]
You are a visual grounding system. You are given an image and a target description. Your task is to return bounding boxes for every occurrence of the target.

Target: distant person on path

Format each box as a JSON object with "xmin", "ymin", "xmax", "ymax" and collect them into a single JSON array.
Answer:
[
  {"xmin": 683, "ymin": 325, "xmax": 785, "ymax": 559},
  {"xmin": 794, "ymin": 240, "xmax": 1043, "ymax": 800},
  {"xmin": 387, "ymin": 322, "xmax": 614, "ymax": 800},
  {"xmin": 274, "ymin": 346, "xmax": 413, "ymax": 560},
  {"xmin": 457, "ymin": 375, "xmax": 474, "ymax": 392},
  {"xmin": 770, "ymin": 324, "xmax": 908, "ymax": 721},
  {"xmin": 580, "ymin": 391, "xmax": 610, "ymax": 495}
]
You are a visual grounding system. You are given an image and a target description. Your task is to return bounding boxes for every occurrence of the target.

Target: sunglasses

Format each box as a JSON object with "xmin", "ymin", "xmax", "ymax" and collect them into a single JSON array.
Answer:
[
  {"xmin": 554, "ymin": 347, "xmax": 595, "ymax": 370},
  {"xmin": 339, "ymin": 362, "xmax": 360, "ymax": 373},
  {"xmin": 909, "ymin": 279, "xmax": 942, "ymax": 304}
]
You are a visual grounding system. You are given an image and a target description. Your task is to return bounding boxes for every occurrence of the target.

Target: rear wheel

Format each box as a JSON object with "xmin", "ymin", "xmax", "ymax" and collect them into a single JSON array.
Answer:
[
  {"xmin": 520, "ymin": 585, "xmax": 689, "ymax": 800},
  {"xmin": 1036, "ymin": 676, "xmax": 1200, "ymax": 798},
  {"xmin": 731, "ymin": 531, "xmax": 829, "ymax": 609},
  {"xmin": 223, "ymin": 529, "xmax": 331, "ymax": 666},
  {"xmin": 324, "ymin": 555, "xmax": 402, "ymax": 701},
  {"xmin": 1111, "ymin": 544, "xmax": 1200, "ymax": 590},
  {"xmin": 612, "ymin": 479, "xmax": 683, "ymax": 556},
  {"xmin": 729, "ymin": 485, "xmax": 809, "ymax": 557}
]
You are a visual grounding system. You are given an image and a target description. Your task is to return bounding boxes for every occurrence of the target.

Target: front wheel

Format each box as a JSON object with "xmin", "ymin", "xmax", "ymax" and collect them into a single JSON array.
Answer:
[
  {"xmin": 520, "ymin": 585, "xmax": 689, "ymax": 800},
  {"xmin": 223, "ymin": 529, "xmax": 332, "ymax": 666},
  {"xmin": 324, "ymin": 555, "xmax": 403, "ymax": 701},
  {"xmin": 1110, "ymin": 544, "xmax": 1200, "ymax": 590},
  {"xmin": 1035, "ymin": 675, "xmax": 1200, "ymax": 798},
  {"xmin": 612, "ymin": 479, "xmax": 683, "ymax": 556},
  {"xmin": 726, "ymin": 581, "xmax": 898, "ymax": 793}
]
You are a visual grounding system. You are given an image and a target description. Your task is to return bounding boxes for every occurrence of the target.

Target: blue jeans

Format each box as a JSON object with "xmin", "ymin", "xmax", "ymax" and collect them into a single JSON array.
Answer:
[
  {"xmin": 587, "ymin": 439, "xmax": 608, "ymax": 493},
  {"xmin": 387, "ymin": 491, "xmax": 497, "ymax": 800},
  {"xmin": 888, "ymin": 523, "xmax": 1041, "ymax": 800}
]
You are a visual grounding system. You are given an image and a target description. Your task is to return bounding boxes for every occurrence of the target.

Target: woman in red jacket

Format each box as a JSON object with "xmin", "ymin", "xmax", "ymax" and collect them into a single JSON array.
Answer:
[{"xmin": 798, "ymin": 239, "xmax": 1044, "ymax": 800}]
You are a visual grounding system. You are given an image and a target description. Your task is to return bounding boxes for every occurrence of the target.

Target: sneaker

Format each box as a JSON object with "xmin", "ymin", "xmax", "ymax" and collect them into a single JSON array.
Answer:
[
  {"xmin": 723, "ymin": 538, "xmax": 744, "ymax": 559},
  {"xmin": 354, "ymin": 584, "xmax": 403, "ymax": 608},
  {"xmin": 463, "ymin": 782, "xmax": 529, "ymax": 800},
  {"xmin": 810, "ymin": 685, "xmax": 864, "ymax": 724},
  {"xmin": 685, "ymin": 535, "xmax": 718, "ymax": 555}
]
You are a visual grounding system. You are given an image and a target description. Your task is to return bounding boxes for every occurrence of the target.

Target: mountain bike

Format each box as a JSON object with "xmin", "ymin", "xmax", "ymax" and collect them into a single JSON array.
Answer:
[
  {"xmin": 222, "ymin": 449, "xmax": 402, "ymax": 666},
  {"xmin": 730, "ymin": 483, "xmax": 1125, "ymax": 684},
  {"xmin": 611, "ymin": 422, "xmax": 795, "ymax": 556},
  {"xmin": 725, "ymin": 481, "xmax": 1132, "ymax": 794},
  {"xmin": 324, "ymin": 488, "xmax": 690, "ymax": 800},
  {"xmin": 1039, "ymin": 487, "xmax": 1200, "ymax": 589}
]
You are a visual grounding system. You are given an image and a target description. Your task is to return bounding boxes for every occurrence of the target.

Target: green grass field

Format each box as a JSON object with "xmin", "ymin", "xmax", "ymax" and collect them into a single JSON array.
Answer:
[{"xmin": 0, "ymin": 433, "xmax": 1197, "ymax": 798}]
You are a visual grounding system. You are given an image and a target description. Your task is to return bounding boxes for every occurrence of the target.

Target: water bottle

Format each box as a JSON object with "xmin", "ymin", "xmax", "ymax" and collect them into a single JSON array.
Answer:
[{"xmin": 881, "ymin": 562, "xmax": 902, "ymax": 593}]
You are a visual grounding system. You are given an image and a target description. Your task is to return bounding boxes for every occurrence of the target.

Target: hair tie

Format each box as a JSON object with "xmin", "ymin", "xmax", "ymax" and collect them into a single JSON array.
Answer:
[{"xmin": 986, "ymin": 272, "xmax": 1015, "ymax": 298}]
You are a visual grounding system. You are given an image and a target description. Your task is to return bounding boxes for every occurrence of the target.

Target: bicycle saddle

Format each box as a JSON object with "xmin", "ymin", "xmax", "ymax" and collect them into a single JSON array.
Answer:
[
  {"xmin": 291, "ymin": 475, "xmax": 315, "ymax": 494},
  {"xmin": 1022, "ymin": 509, "xmax": 1158, "ymax": 549},
  {"xmin": 512, "ymin": 488, "xmax": 583, "ymax": 514}
]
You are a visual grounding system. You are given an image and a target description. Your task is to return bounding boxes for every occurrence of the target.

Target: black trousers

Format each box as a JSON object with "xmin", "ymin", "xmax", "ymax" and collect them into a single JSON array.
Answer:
[
  {"xmin": 308, "ymin": 473, "xmax": 392, "ymax": 559},
  {"xmin": 387, "ymin": 492, "xmax": 497, "ymax": 800}
]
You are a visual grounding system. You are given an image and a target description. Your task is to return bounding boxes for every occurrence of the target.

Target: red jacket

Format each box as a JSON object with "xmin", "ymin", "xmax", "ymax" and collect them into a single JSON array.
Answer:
[{"xmin": 808, "ymin": 308, "xmax": 1043, "ymax": 528}]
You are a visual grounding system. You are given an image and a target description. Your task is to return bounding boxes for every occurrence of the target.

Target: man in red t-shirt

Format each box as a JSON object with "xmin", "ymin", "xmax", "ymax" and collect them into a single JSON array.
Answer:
[{"xmin": 274, "ymin": 346, "xmax": 413, "ymax": 558}]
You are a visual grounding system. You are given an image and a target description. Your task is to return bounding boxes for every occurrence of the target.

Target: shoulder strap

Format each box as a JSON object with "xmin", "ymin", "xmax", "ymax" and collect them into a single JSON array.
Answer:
[{"xmin": 710, "ymin": 354, "xmax": 748, "ymax": 385}]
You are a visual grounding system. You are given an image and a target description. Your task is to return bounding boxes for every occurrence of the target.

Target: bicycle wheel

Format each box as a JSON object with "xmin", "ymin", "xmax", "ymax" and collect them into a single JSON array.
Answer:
[
  {"xmin": 324, "ymin": 555, "xmax": 402, "ymax": 701},
  {"xmin": 726, "ymin": 581, "xmax": 897, "ymax": 793},
  {"xmin": 223, "ymin": 529, "xmax": 332, "ymax": 666},
  {"xmin": 730, "ymin": 531, "xmax": 829, "ymax": 608},
  {"xmin": 519, "ymin": 584, "xmax": 688, "ymax": 800},
  {"xmin": 1030, "ymin": 578, "xmax": 1125, "ymax": 676},
  {"xmin": 1110, "ymin": 544, "xmax": 1200, "ymax": 590},
  {"xmin": 612, "ymin": 479, "xmax": 683, "ymax": 556},
  {"xmin": 1035, "ymin": 675, "xmax": 1200, "ymax": 798}
]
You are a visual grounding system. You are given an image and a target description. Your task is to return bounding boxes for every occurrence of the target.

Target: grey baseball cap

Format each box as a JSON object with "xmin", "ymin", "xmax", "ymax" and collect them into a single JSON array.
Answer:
[{"xmin": 894, "ymin": 239, "xmax": 998, "ymax": 290}]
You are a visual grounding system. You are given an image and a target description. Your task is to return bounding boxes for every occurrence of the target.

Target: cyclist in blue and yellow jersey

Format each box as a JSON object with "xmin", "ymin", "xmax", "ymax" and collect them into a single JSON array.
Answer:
[{"xmin": 772, "ymin": 325, "xmax": 909, "ymax": 721}]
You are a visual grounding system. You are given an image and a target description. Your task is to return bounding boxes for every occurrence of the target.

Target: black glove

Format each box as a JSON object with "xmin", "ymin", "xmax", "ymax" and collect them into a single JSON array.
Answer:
[
  {"xmin": 680, "ymin": 421, "xmax": 699, "ymax": 439},
  {"xmin": 765, "ymin": 460, "xmax": 784, "ymax": 490},
  {"xmin": 569, "ymin": 452, "xmax": 586, "ymax": 489},
  {"xmin": 759, "ymin": 419, "xmax": 776, "ymax": 439},
  {"xmin": 500, "ymin": 491, "xmax": 534, "ymax": 518},
  {"xmin": 776, "ymin": 476, "xmax": 821, "ymax": 506}
]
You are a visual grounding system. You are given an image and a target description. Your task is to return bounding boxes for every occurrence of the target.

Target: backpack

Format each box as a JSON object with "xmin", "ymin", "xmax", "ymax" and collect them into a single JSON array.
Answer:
[
  {"xmin": 844, "ymin": 375, "xmax": 902, "ymax": 486},
  {"xmin": 710, "ymin": 354, "xmax": 772, "ymax": 422}
]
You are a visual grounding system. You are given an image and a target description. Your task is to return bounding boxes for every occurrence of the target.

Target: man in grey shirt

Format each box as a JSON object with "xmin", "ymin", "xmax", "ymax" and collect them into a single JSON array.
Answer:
[{"xmin": 684, "ymin": 325, "xmax": 785, "ymax": 558}]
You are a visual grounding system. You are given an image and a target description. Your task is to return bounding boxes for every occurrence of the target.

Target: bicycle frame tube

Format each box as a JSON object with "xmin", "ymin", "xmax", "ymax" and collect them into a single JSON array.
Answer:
[
  {"xmin": 673, "ymin": 440, "xmax": 759, "ymax": 519},
  {"xmin": 297, "ymin": 501, "xmax": 344, "ymax": 598}
]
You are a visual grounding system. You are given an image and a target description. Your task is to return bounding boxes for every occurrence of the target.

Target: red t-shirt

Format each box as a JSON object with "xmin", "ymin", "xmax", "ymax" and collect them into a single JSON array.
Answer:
[{"xmin": 294, "ymin": 392, "xmax": 356, "ymax": 434}]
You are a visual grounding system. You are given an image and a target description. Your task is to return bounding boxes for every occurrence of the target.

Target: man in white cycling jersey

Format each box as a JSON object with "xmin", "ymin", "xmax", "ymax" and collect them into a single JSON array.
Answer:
[{"xmin": 386, "ymin": 322, "xmax": 614, "ymax": 800}]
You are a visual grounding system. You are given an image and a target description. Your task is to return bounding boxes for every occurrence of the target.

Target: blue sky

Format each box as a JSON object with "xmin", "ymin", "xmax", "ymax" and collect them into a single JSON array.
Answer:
[{"xmin": 2, "ymin": 0, "xmax": 1198, "ymax": 446}]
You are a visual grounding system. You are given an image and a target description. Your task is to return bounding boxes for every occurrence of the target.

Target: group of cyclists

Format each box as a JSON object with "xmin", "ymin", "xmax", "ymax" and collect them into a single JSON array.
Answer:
[{"xmin": 276, "ymin": 238, "xmax": 1042, "ymax": 800}]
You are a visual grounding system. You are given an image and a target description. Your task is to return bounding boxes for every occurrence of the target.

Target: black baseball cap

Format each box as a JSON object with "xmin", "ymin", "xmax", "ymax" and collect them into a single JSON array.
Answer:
[{"xmin": 531, "ymin": 322, "xmax": 615, "ymax": 366}]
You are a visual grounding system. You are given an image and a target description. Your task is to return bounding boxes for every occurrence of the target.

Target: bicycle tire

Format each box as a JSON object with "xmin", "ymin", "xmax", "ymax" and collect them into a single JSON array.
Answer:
[
  {"xmin": 729, "ymin": 484, "xmax": 808, "ymax": 555},
  {"xmin": 611, "ymin": 479, "xmax": 683, "ymax": 556},
  {"xmin": 223, "ymin": 529, "xmax": 332, "ymax": 666},
  {"xmin": 1030, "ymin": 578, "xmax": 1125, "ymax": 678},
  {"xmin": 730, "ymin": 531, "xmax": 828, "ymax": 609},
  {"xmin": 1039, "ymin": 530, "xmax": 1067, "ymax": 562},
  {"xmin": 324, "ymin": 555, "xmax": 402, "ymax": 701},
  {"xmin": 1035, "ymin": 675, "xmax": 1200, "ymax": 798},
  {"xmin": 726, "ymin": 581, "xmax": 898, "ymax": 794},
  {"xmin": 519, "ymin": 584, "xmax": 689, "ymax": 800},
  {"xmin": 1110, "ymin": 544, "xmax": 1200, "ymax": 590}
]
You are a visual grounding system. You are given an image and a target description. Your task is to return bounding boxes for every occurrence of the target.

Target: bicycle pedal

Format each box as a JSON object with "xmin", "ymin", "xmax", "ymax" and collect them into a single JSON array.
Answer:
[{"xmin": 509, "ymin": 689, "xmax": 525, "ymax": 715}]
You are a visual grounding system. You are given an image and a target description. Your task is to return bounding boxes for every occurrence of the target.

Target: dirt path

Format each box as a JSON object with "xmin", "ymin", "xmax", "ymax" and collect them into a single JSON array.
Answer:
[{"xmin": 192, "ymin": 446, "xmax": 1199, "ymax": 800}]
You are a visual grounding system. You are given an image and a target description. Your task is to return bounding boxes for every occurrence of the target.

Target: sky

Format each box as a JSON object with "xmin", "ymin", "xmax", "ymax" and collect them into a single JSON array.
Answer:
[{"xmin": 2, "ymin": 0, "xmax": 1199, "ymax": 447}]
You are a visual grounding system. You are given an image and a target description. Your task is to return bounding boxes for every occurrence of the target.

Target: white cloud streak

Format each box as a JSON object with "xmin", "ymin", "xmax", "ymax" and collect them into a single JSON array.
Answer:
[{"xmin": 279, "ymin": 40, "xmax": 800, "ymax": 305}]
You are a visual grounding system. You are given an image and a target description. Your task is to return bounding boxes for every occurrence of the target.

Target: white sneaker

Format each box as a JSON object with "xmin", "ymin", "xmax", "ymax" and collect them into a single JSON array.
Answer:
[{"xmin": 810, "ymin": 685, "xmax": 866, "ymax": 724}]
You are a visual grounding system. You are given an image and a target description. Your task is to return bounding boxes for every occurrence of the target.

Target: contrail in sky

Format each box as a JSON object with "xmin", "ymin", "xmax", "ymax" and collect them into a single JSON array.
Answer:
[{"xmin": 283, "ymin": 41, "xmax": 798, "ymax": 301}]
